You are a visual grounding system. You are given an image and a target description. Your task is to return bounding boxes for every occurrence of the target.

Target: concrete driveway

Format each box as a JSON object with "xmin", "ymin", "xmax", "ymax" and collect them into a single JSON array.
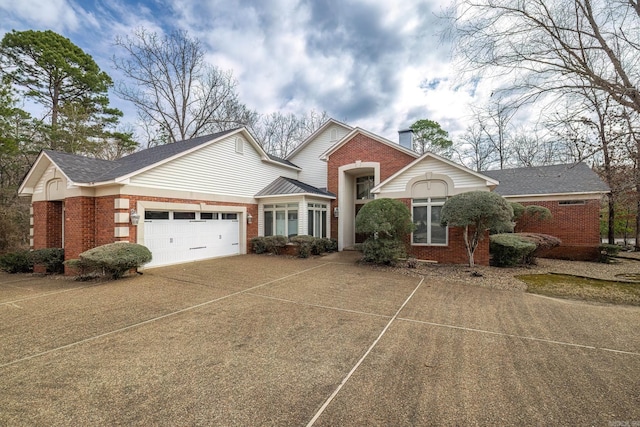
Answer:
[{"xmin": 1, "ymin": 253, "xmax": 639, "ymax": 426}]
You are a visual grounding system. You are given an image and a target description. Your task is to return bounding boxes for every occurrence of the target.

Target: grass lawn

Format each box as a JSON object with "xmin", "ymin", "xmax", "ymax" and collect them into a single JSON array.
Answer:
[{"xmin": 517, "ymin": 273, "xmax": 640, "ymax": 306}]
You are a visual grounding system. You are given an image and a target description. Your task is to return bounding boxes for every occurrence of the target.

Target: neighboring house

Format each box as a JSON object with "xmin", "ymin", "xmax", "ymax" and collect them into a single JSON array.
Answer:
[{"xmin": 18, "ymin": 119, "xmax": 609, "ymax": 272}]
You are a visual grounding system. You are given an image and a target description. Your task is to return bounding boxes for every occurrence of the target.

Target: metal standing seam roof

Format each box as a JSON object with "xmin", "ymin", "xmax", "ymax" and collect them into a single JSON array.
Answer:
[
  {"xmin": 482, "ymin": 162, "xmax": 610, "ymax": 196},
  {"xmin": 41, "ymin": 129, "xmax": 296, "ymax": 183},
  {"xmin": 255, "ymin": 176, "xmax": 336, "ymax": 198}
]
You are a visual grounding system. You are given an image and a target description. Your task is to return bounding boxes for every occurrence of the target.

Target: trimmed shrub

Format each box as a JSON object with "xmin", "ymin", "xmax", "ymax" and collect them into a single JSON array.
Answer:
[
  {"xmin": 442, "ymin": 191, "xmax": 514, "ymax": 267},
  {"xmin": 514, "ymin": 233, "xmax": 561, "ymax": 265},
  {"xmin": 356, "ymin": 198, "xmax": 414, "ymax": 265},
  {"xmin": 490, "ymin": 234, "xmax": 536, "ymax": 267},
  {"xmin": 264, "ymin": 235, "xmax": 288, "ymax": 255},
  {"xmin": 361, "ymin": 237, "xmax": 406, "ymax": 265},
  {"xmin": 251, "ymin": 236, "xmax": 268, "ymax": 254},
  {"xmin": 325, "ymin": 238, "xmax": 338, "ymax": 252},
  {"xmin": 30, "ymin": 248, "xmax": 65, "ymax": 274},
  {"xmin": 78, "ymin": 242, "xmax": 152, "ymax": 279},
  {"xmin": 0, "ymin": 250, "xmax": 33, "ymax": 273},
  {"xmin": 599, "ymin": 244, "xmax": 621, "ymax": 263},
  {"xmin": 290, "ymin": 235, "xmax": 315, "ymax": 258}
]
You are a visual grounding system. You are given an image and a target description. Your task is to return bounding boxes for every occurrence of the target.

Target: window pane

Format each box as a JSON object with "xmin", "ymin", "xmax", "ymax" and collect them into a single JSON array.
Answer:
[
  {"xmin": 321, "ymin": 210, "xmax": 327, "ymax": 238},
  {"xmin": 431, "ymin": 197, "xmax": 447, "ymax": 204},
  {"xmin": 200, "ymin": 212, "xmax": 214, "ymax": 220},
  {"xmin": 431, "ymin": 205, "xmax": 447, "ymax": 244},
  {"xmin": 288, "ymin": 211, "xmax": 298, "ymax": 237},
  {"xmin": 287, "ymin": 203, "xmax": 298, "ymax": 208},
  {"xmin": 413, "ymin": 206, "xmax": 428, "ymax": 244},
  {"xmin": 173, "ymin": 212, "xmax": 195, "ymax": 220},
  {"xmin": 308, "ymin": 210, "xmax": 314, "ymax": 235},
  {"xmin": 276, "ymin": 210, "xmax": 286, "ymax": 235},
  {"xmin": 413, "ymin": 199, "xmax": 429, "ymax": 204},
  {"xmin": 145, "ymin": 211, "xmax": 169, "ymax": 220},
  {"xmin": 265, "ymin": 211, "xmax": 273, "ymax": 236},
  {"xmin": 356, "ymin": 176, "xmax": 374, "ymax": 200},
  {"xmin": 222, "ymin": 213, "xmax": 237, "ymax": 220}
]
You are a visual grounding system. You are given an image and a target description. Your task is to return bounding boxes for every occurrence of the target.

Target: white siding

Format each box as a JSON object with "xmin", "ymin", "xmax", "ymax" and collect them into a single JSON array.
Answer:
[
  {"xmin": 382, "ymin": 158, "xmax": 488, "ymax": 192},
  {"xmin": 289, "ymin": 124, "xmax": 350, "ymax": 189},
  {"xmin": 130, "ymin": 135, "xmax": 297, "ymax": 197}
]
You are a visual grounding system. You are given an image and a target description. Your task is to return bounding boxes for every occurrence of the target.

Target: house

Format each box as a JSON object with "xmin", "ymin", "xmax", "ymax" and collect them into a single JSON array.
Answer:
[{"xmin": 18, "ymin": 119, "xmax": 609, "ymax": 272}]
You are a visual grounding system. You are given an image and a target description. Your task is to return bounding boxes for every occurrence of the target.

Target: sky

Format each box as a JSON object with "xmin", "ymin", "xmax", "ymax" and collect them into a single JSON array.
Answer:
[{"xmin": 0, "ymin": 0, "xmax": 492, "ymax": 142}]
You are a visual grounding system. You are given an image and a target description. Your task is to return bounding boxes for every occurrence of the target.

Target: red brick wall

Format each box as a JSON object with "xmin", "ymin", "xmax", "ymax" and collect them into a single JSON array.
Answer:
[
  {"xmin": 63, "ymin": 197, "xmax": 96, "ymax": 261},
  {"xmin": 32, "ymin": 201, "xmax": 63, "ymax": 249},
  {"xmin": 327, "ymin": 134, "xmax": 416, "ymax": 239},
  {"xmin": 516, "ymin": 199, "xmax": 601, "ymax": 260}
]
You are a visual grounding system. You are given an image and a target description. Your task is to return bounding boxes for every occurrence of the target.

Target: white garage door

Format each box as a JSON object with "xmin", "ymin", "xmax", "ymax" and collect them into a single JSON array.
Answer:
[{"xmin": 143, "ymin": 211, "xmax": 240, "ymax": 268}]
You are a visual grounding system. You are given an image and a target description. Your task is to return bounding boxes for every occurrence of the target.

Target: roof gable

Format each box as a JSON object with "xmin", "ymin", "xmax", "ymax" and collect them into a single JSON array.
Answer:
[
  {"xmin": 320, "ymin": 127, "xmax": 419, "ymax": 161},
  {"xmin": 372, "ymin": 151, "xmax": 498, "ymax": 196},
  {"xmin": 482, "ymin": 163, "xmax": 610, "ymax": 196},
  {"xmin": 286, "ymin": 118, "xmax": 353, "ymax": 160},
  {"xmin": 19, "ymin": 128, "xmax": 299, "ymax": 192}
]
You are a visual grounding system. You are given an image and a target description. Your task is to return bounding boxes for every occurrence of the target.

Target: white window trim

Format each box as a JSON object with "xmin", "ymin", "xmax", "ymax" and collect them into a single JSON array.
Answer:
[
  {"xmin": 263, "ymin": 203, "xmax": 299, "ymax": 237},
  {"xmin": 412, "ymin": 198, "xmax": 448, "ymax": 246},
  {"xmin": 307, "ymin": 202, "xmax": 328, "ymax": 238}
]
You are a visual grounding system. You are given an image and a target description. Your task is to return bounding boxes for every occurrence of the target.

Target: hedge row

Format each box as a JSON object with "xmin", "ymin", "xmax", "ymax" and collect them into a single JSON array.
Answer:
[
  {"xmin": 490, "ymin": 233, "xmax": 561, "ymax": 267},
  {"xmin": 251, "ymin": 235, "xmax": 337, "ymax": 258},
  {"xmin": 0, "ymin": 248, "xmax": 65, "ymax": 274}
]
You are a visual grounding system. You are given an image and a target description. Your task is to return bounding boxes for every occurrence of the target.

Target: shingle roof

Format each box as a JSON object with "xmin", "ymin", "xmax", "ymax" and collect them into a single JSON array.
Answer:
[
  {"xmin": 255, "ymin": 176, "xmax": 336, "ymax": 198},
  {"xmin": 482, "ymin": 163, "xmax": 610, "ymax": 196},
  {"xmin": 43, "ymin": 129, "xmax": 295, "ymax": 183},
  {"xmin": 43, "ymin": 150, "xmax": 121, "ymax": 183}
]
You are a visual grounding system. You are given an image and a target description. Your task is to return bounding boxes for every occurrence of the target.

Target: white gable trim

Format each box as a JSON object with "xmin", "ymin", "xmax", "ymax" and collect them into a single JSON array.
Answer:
[
  {"xmin": 319, "ymin": 127, "xmax": 419, "ymax": 161},
  {"xmin": 285, "ymin": 118, "xmax": 353, "ymax": 160},
  {"xmin": 18, "ymin": 151, "xmax": 74, "ymax": 195},
  {"xmin": 372, "ymin": 151, "xmax": 499, "ymax": 194}
]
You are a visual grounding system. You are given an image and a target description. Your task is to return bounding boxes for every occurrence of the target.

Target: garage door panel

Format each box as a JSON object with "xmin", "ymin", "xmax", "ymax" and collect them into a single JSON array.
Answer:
[{"xmin": 144, "ymin": 215, "xmax": 240, "ymax": 268}]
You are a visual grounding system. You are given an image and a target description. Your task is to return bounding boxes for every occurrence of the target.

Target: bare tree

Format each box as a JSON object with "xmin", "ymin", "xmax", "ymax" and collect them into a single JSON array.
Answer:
[
  {"xmin": 112, "ymin": 28, "xmax": 256, "ymax": 144},
  {"xmin": 449, "ymin": 0, "xmax": 640, "ymax": 115},
  {"xmin": 252, "ymin": 110, "xmax": 328, "ymax": 158},
  {"xmin": 471, "ymin": 98, "xmax": 516, "ymax": 169},
  {"xmin": 455, "ymin": 123, "xmax": 496, "ymax": 171}
]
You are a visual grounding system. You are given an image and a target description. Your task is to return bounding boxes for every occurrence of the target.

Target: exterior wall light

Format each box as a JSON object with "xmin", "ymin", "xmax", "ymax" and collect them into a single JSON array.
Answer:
[
  {"xmin": 333, "ymin": 207, "xmax": 339, "ymax": 218},
  {"xmin": 130, "ymin": 209, "xmax": 141, "ymax": 225},
  {"xmin": 247, "ymin": 213, "xmax": 253, "ymax": 224}
]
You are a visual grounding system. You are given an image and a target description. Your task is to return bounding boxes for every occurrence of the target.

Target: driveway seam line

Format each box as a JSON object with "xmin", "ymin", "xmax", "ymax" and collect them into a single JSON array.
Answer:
[
  {"xmin": 397, "ymin": 317, "xmax": 640, "ymax": 356},
  {"xmin": 306, "ymin": 277, "xmax": 425, "ymax": 427},
  {"xmin": 0, "ymin": 263, "xmax": 331, "ymax": 369},
  {"xmin": 0, "ymin": 284, "xmax": 99, "ymax": 306},
  {"xmin": 245, "ymin": 292, "xmax": 393, "ymax": 319}
]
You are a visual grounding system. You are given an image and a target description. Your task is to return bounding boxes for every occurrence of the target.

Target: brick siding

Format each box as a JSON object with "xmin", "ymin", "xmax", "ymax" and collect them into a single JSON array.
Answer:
[
  {"xmin": 327, "ymin": 134, "xmax": 416, "ymax": 240},
  {"xmin": 516, "ymin": 199, "xmax": 601, "ymax": 260}
]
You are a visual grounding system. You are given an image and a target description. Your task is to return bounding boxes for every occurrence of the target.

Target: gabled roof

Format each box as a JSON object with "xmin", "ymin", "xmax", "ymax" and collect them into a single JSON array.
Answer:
[
  {"xmin": 371, "ymin": 151, "xmax": 498, "ymax": 194},
  {"xmin": 19, "ymin": 128, "xmax": 299, "ymax": 193},
  {"xmin": 255, "ymin": 176, "xmax": 335, "ymax": 199},
  {"xmin": 320, "ymin": 127, "xmax": 419, "ymax": 161},
  {"xmin": 482, "ymin": 163, "xmax": 610, "ymax": 196},
  {"xmin": 285, "ymin": 118, "xmax": 353, "ymax": 160}
]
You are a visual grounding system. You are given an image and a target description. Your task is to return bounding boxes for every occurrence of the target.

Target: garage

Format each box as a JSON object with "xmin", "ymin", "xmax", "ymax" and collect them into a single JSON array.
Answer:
[{"xmin": 143, "ymin": 211, "xmax": 240, "ymax": 268}]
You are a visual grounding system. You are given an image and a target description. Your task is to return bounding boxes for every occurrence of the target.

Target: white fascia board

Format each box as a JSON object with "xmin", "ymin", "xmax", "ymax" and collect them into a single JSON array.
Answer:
[
  {"xmin": 18, "ymin": 151, "xmax": 75, "ymax": 195},
  {"xmin": 255, "ymin": 192, "xmax": 335, "ymax": 200},
  {"xmin": 501, "ymin": 191, "xmax": 609, "ymax": 200}
]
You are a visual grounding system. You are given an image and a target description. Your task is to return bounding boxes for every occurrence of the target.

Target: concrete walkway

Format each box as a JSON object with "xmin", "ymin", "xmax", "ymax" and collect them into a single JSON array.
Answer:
[{"xmin": 0, "ymin": 253, "xmax": 638, "ymax": 425}]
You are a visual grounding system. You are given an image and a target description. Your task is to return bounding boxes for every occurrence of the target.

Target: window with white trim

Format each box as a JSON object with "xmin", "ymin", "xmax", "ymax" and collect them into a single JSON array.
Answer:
[
  {"xmin": 307, "ymin": 203, "xmax": 327, "ymax": 237},
  {"xmin": 412, "ymin": 198, "xmax": 447, "ymax": 245},
  {"xmin": 264, "ymin": 204, "xmax": 298, "ymax": 237}
]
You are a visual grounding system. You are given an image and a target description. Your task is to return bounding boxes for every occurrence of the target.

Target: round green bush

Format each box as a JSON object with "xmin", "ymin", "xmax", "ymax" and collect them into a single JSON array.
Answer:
[
  {"xmin": 79, "ymin": 242, "xmax": 152, "ymax": 279},
  {"xmin": 251, "ymin": 236, "xmax": 267, "ymax": 254},
  {"xmin": 489, "ymin": 234, "xmax": 536, "ymax": 267},
  {"xmin": 30, "ymin": 248, "xmax": 65, "ymax": 274},
  {"xmin": 0, "ymin": 250, "xmax": 33, "ymax": 273}
]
